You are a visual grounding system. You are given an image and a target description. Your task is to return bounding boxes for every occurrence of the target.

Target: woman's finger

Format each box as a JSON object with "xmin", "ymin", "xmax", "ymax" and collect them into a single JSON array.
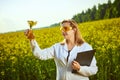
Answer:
[{"xmin": 72, "ymin": 61, "xmax": 80, "ymax": 71}]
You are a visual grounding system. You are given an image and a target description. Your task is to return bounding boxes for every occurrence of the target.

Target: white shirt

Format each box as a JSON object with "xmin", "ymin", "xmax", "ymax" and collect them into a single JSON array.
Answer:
[{"xmin": 31, "ymin": 40, "xmax": 98, "ymax": 80}]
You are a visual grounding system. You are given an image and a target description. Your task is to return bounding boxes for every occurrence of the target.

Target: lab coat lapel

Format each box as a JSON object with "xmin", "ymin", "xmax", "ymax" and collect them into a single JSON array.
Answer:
[
  {"xmin": 67, "ymin": 45, "xmax": 79, "ymax": 63},
  {"xmin": 63, "ymin": 43, "xmax": 68, "ymax": 51},
  {"xmin": 58, "ymin": 43, "xmax": 68, "ymax": 66},
  {"xmin": 63, "ymin": 43, "xmax": 79, "ymax": 63},
  {"xmin": 70, "ymin": 45, "xmax": 78, "ymax": 57}
]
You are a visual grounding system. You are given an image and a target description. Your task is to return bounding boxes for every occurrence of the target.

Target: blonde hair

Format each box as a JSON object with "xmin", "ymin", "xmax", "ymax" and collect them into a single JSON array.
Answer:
[{"xmin": 60, "ymin": 19, "xmax": 85, "ymax": 46}]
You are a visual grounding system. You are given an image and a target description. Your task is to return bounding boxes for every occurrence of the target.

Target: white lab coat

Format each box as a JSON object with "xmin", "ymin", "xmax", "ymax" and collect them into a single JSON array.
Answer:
[{"xmin": 31, "ymin": 40, "xmax": 98, "ymax": 80}]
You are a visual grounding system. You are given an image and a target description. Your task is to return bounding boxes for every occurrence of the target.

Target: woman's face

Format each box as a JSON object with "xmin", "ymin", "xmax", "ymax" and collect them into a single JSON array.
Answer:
[{"xmin": 60, "ymin": 22, "xmax": 75, "ymax": 39}]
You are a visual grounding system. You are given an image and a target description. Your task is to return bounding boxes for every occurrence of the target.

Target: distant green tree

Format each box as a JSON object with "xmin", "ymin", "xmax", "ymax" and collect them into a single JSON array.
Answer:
[
  {"xmin": 72, "ymin": 0, "xmax": 120, "ymax": 23},
  {"xmin": 113, "ymin": 0, "xmax": 120, "ymax": 17},
  {"xmin": 104, "ymin": 0, "xmax": 112, "ymax": 18},
  {"xmin": 85, "ymin": 8, "xmax": 91, "ymax": 21},
  {"xmin": 112, "ymin": 7, "xmax": 118, "ymax": 18},
  {"xmin": 96, "ymin": 3, "xmax": 108, "ymax": 19},
  {"xmin": 81, "ymin": 11, "xmax": 86, "ymax": 22},
  {"xmin": 72, "ymin": 15, "xmax": 80, "ymax": 23},
  {"xmin": 90, "ymin": 5, "xmax": 97, "ymax": 20}
]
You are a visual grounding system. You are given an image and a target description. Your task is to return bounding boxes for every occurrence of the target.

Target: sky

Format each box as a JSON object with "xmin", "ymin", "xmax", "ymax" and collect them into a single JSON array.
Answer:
[{"xmin": 0, "ymin": 0, "xmax": 114, "ymax": 33}]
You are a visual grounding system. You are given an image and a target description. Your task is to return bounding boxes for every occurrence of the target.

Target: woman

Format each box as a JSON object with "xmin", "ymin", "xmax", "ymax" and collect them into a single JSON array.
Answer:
[{"xmin": 24, "ymin": 19, "xmax": 98, "ymax": 80}]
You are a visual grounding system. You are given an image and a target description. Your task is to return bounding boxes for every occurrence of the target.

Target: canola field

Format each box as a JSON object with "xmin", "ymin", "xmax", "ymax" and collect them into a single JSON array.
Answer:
[{"xmin": 0, "ymin": 18, "xmax": 120, "ymax": 80}]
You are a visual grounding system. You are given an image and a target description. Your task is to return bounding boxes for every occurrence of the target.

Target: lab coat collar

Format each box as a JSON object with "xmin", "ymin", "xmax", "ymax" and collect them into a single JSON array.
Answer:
[
  {"xmin": 61, "ymin": 43, "xmax": 79, "ymax": 65},
  {"xmin": 63, "ymin": 43, "xmax": 68, "ymax": 51},
  {"xmin": 63, "ymin": 43, "xmax": 78, "ymax": 58},
  {"xmin": 63, "ymin": 42, "xmax": 78, "ymax": 51}
]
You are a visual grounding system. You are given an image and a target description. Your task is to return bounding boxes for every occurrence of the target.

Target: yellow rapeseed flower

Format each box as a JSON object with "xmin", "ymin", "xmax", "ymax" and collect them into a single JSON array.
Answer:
[{"xmin": 27, "ymin": 20, "xmax": 37, "ymax": 29}]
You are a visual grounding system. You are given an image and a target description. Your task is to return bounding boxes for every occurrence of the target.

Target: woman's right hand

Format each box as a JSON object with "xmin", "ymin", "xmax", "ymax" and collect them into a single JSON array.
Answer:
[{"xmin": 24, "ymin": 29, "xmax": 35, "ymax": 40}]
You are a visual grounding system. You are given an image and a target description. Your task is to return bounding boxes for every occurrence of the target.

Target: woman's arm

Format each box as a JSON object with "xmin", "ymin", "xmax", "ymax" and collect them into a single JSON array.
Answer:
[
  {"xmin": 30, "ymin": 39, "xmax": 55, "ymax": 60},
  {"xmin": 24, "ymin": 29, "xmax": 55, "ymax": 60}
]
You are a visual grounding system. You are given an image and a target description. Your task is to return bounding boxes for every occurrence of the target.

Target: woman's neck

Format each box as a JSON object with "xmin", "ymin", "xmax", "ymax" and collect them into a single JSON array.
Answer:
[
  {"xmin": 67, "ymin": 40, "xmax": 75, "ymax": 45},
  {"xmin": 66, "ymin": 36, "xmax": 75, "ymax": 45},
  {"xmin": 66, "ymin": 38, "xmax": 75, "ymax": 50}
]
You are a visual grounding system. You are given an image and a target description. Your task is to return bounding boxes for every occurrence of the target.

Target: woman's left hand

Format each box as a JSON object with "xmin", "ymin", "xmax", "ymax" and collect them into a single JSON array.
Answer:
[{"xmin": 72, "ymin": 60, "xmax": 80, "ymax": 71}]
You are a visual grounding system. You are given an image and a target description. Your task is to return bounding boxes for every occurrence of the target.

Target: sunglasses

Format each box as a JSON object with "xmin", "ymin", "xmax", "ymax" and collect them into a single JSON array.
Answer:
[{"xmin": 60, "ymin": 26, "xmax": 72, "ymax": 32}]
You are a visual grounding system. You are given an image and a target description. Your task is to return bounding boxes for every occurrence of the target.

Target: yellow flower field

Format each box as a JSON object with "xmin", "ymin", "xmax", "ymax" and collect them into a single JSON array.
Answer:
[{"xmin": 0, "ymin": 18, "xmax": 120, "ymax": 80}]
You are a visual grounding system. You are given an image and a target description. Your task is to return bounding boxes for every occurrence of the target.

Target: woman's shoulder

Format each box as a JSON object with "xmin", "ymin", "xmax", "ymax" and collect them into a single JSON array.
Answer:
[
  {"xmin": 82, "ymin": 42, "xmax": 92, "ymax": 47},
  {"xmin": 52, "ymin": 42, "xmax": 61, "ymax": 47},
  {"xmin": 78, "ymin": 42, "xmax": 93, "ymax": 51}
]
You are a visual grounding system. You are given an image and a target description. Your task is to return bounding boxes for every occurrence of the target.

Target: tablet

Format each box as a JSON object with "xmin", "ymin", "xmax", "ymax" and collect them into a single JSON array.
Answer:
[{"xmin": 72, "ymin": 49, "xmax": 96, "ymax": 73}]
